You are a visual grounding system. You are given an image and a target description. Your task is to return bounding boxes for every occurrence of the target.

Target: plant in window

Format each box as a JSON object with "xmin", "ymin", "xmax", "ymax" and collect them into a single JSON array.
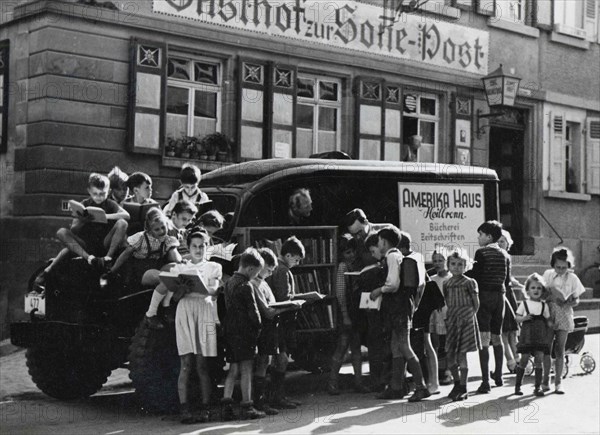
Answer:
[
  {"xmin": 201, "ymin": 132, "xmax": 232, "ymax": 162},
  {"xmin": 165, "ymin": 137, "xmax": 176, "ymax": 157},
  {"xmin": 180, "ymin": 136, "xmax": 195, "ymax": 159}
]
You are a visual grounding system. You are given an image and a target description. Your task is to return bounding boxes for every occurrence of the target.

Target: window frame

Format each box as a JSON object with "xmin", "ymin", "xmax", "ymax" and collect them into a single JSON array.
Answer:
[
  {"xmin": 402, "ymin": 92, "xmax": 440, "ymax": 163},
  {"xmin": 494, "ymin": 0, "xmax": 526, "ymax": 23},
  {"xmin": 553, "ymin": 0, "xmax": 587, "ymax": 37},
  {"xmin": 0, "ymin": 40, "xmax": 8, "ymax": 154},
  {"xmin": 296, "ymin": 73, "xmax": 342, "ymax": 156}
]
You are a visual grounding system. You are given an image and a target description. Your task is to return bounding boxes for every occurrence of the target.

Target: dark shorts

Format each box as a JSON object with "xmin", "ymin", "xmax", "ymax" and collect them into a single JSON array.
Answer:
[
  {"xmin": 277, "ymin": 314, "xmax": 297, "ymax": 354},
  {"xmin": 477, "ymin": 291, "xmax": 505, "ymax": 335},
  {"xmin": 257, "ymin": 321, "xmax": 279, "ymax": 356},
  {"xmin": 225, "ymin": 334, "xmax": 258, "ymax": 363}
]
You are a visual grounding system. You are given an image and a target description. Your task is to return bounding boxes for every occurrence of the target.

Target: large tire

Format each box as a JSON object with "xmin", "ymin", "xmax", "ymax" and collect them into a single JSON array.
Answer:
[
  {"xmin": 128, "ymin": 321, "xmax": 180, "ymax": 413},
  {"xmin": 26, "ymin": 346, "xmax": 112, "ymax": 399}
]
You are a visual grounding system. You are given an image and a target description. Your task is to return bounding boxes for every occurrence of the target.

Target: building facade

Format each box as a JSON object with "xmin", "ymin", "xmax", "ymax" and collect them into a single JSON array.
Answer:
[{"xmin": 1, "ymin": 0, "xmax": 599, "ymax": 329}]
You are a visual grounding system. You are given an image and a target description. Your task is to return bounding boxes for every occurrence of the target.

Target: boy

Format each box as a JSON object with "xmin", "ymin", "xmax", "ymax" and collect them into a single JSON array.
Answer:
[
  {"xmin": 34, "ymin": 173, "xmax": 130, "ymax": 288},
  {"xmin": 251, "ymin": 248, "xmax": 300, "ymax": 415},
  {"xmin": 125, "ymin": 172, "xmax": 157, "ymax": 205},
  {"xmin": 469, "ymin": 220, "xmax": 511, "ymax": 393},
  {"xmin": 170, "ymin": 200, "xmax": 198, "ymax": 252},
  {"xmin": 164, "ymin": 163, "xmax": 209, "ymax": 217},
  {"xmin": 266, "ymin": 236, "xmax": 305, "ymax": 409},
  {"xmin": 197, "ymin": 210, "xmax": 225, "ymax": 243},
  {"xmin": 370, "ymin": 227, "xmax": 430, "ymax": 402},
  {"xmin": 107, "ymin": 166, "xmax": 129, "ymax": 205},
  {"xmin": 221, "ymin": 248, "xmax": 265, "ymax": 420}
]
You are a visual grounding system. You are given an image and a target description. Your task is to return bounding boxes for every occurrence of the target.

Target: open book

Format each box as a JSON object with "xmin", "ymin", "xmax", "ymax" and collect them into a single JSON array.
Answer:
[
  {"xmin": 207, "ymin": 243, "xmax": 238, "ymax": 262},
  {"xmin": 359, "ymin": 292, "xmax": 382, "ymax": 310},
  {"xmin": 68, "ymin": 200, "xmax": 107, "ymax": 224},
  {"xmin": 159, "ymin": 270, "xmax": 212, "ymax": 295},
  {"xmin": 293, "ymin": 291, "xmax": 325, "ymax": 302},
  {"xmin": 344, "ymin": 263, "xmax": 381, "ymax": 277},
  {"xmin": 122, "ymin": 202, "xmax": 159, "ymax": 222},
  {"xmin": 269, "ymin": 300, "xmax": 306, "ymax": 309}
]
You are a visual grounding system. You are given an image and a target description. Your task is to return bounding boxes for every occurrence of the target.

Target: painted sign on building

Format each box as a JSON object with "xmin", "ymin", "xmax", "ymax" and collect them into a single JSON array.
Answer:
[
  {"xmin": 153, "ymin": 0, "xmax": 489, "ymax": 75},
  {"xmin": 398, "ymin": 183, "xmax": 485, "ymax": 257}
]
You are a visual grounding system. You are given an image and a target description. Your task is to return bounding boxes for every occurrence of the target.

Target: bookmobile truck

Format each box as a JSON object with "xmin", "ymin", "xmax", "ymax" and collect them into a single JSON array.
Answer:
[{"xmin": 11, "ymin": 158, "xmax": 499, "ymax": 412}]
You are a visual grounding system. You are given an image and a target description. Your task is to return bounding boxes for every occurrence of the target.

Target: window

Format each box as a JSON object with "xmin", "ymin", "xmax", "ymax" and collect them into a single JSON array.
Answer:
[
  {"xmin": 402, "ymin": 93, "xmax": 439, "ymax": 162},
  {"xmin": 565, "ymin": 122, "xmax": 583, "ymax": 193},
  {"xmin": 296, "ymin": 75, "xmax": 341, "ymax": 157},
  {"xmin": 495, "ymin": 0, "xmax": 525, "ymax": 23},
  {"xmin": 0, "ymin": 40, "xmax": 7, "ymax": 153},
  {"xmin": 555, "ymin": 0, "xmax": 584, "ymax": 29},
  {"xmin": 166, "ymin": 56, "xmax": 221, "ymax": 144}
]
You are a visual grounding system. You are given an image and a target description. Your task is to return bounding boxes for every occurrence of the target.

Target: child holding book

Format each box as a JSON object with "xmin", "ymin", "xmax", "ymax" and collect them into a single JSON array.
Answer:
[
  {"xmin": 328, "ymin": 234, "xmax": 370, "ymax": 395},
  {"xmin": 541, "ymin": 247, "xmax": 586, "ymax": 394},
  {"xmin": 196, "ymin": 210, "xmax": 225, "ymax": 244},
  {"xmin": 169, "ymin": 200, "xmax": 198, "ymax": 255},
  {"xmin": 34, "ymin": 173, "xmax": 129, "ymax": 289},
  {"xmin": 125, "ymin": 172, "xmax": 158, "ymax": 205},
  {"xmin": 444, "ymin": 249, "xmax": 481, "ymax": 401},
  {"xmin": 514, "ymin": 273, "xmax": 552, "ymax": 397},
  {"xmin": 107, "ymin": 166, "xmax": 129, "ymax": 205},
  {"xmin": 164, "ymin": 163, "xmax": 210, "ymax": 218},
  {"xmin": 221, "ymin": 248, "xmax": 265, "ymax": 421},
  {"xmin": 429, "ymin": 249, "xmax": 453, "ymax": 386},
  {"xmin": 266, "ymin": 236, "xmax": 305, "ymax": 409},
  {"xmin": 170, "ymin": 229, "xmax": 222, "ymax": 423}
]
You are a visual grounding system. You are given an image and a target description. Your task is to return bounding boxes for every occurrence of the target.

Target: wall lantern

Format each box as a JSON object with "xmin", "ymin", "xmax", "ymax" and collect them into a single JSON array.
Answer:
[{"xmin": 476, "ymin": 64, "xmax": 522, "ymax": 138}]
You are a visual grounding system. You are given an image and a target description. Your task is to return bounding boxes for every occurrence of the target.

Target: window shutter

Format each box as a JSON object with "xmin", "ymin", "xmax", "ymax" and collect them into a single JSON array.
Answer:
[
  {"xmin": 128, "ymin": 38, "xmax": 167, "ymax": 154},
  {"xmin": 0, "ymin": 40, "xmax": 9, "ymax": 154},
  {"xmin": 586, "ymin": 117, "xmax": 600, "ymax": 195},
  {"xmin": 549, "ymin": 111, "xmax": 566, "ymax": 191},
  {"xmin": 238, "ymin": 59, "xmax": 267, "ymax": 160},
  {"xmin": 271, "ymin": 63, "xmax": 297, "ymax": 159},
  {"xmin": 355, "ymin": 77, "xmax": 385, "ymax": 160},
  {"xmin": 477, "ymin": 0, "xmax": 495, "ymax": 15},
  {"xmin": 585, "ymin": 0, "xmax": 598, "ymax": 41}
]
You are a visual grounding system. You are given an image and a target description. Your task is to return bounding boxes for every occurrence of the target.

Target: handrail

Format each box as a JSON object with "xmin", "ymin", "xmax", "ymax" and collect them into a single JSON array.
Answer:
[{"xmin": 530, "ymin": 207, "xmax": 564, "ymax": 245}]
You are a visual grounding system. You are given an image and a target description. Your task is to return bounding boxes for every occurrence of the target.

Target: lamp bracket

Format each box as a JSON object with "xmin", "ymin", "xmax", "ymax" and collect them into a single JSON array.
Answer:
[{"xmin": 476, "ymin": 109, "xmax": 505, "ymax": 138}]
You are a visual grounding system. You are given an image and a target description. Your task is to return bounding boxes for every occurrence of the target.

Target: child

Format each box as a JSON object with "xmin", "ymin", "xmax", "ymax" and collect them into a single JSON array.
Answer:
[
  {"xmin": 221, "ymin": 248, "xmax": 265, "ymax": 420},
  {"xmin": 251, "ymin": 248, "xmax": 300, "ymax": 416},
  {"xmin": 170, "ymin": 229, "xmax": 222, "ymax": 423},
  {"xmin": 444, "ymin": 249, "xmax": 481, "ymax": 401},
  {"xmin": 34, "ymin": 173, "xmax": 129, "ymax": 288},
  {"xmin": 514, "ymin": 273, "xmax": 552, "ymax": 397},
  {"xmin": 196, "ymin": 210, "xmax": 225, "ymax": 244},
  {"xmin": 328, "ymin": 234, "xmax": 370, "ymax": 395},
  {"xmin": 107, "ymin": 208, "xmax": 181, "ymax": 294},
  {"xmin": 125, "ymin": 172, "xmax": 157, "ymax": 205},
  {"xmin": 266, "ymin": 236, "xmax": 305, "ymax": 409},
  {"xmin": 170, "ymin": 200, "xmax": 198, "ymax": 254},
  {"xmin": 370, "ymin": 227, "xmax": 430, "ymax": 402},
  {"xmin": 497, "ymin": 229, "xmax": 521, "ymax": 374},
  {"xmin": 164, "ymin": 163, "xmax": 210, "ymax": 217},
  {"xmin": 470, "ymin": 220, "xmax": 511, "ymax": 393},
  {"xmin": 107, "ymin": 166, "xmax": 129, "ymax": 205},
  {"xmin": 541, "ymin": 247, "xmax": 586, "ymax": 394},
  {"xmin": 429, "ymin": 249, "xmax": 453, "ymax": 386}
]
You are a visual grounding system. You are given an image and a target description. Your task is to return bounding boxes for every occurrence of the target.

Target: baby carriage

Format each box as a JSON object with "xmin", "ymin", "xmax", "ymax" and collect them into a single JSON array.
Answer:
[{"xmin": 525, "ymin": 316, "xmax": 596, "ymax": 377}]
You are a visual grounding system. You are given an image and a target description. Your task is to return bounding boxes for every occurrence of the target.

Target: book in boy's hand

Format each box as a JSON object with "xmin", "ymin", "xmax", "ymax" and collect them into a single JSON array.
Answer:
[
  {"xmin": 344, "ymin": 263, "xmax": 381, "ymax": 276},
  {"xmin": 292, "ymin": 291, "xmax": 325, "ymax": 302},
  {"xmin": 269, "ymin": 300, "xmax": 306, "ymax": 310},
  {"xmin": 122, "ymin": 202, "xmax": 159, "ymax": 222},
  {"xmin": 68, "ymin": 200, "xmax": 107, "ymax": 224},
  {"xmin": 359, "ymin": 292, "xmax": 382, "ymax": 310},
  {"xmin": 207, "ymin": 243, "xmax": 238, "ymax": 262},
  {"xmin": 159, "ymin": 270, "xmax": 212, "ymax": 296}
]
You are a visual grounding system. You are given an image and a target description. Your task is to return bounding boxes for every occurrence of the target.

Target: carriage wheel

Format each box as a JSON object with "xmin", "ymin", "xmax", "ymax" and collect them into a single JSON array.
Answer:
[
  {"xmin": 562, "ymin": 355, "xmax": 569, "ymax": 379},
  {"xmin": 580, "ymin": 353, "xmax": 596, "ymax": 374}
]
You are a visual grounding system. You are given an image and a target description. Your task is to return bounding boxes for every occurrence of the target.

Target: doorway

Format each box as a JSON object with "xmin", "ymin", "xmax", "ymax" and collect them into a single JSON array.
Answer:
[{"xmin": 489, "ymin": 126, "xmax": 525, "ymax": 254}]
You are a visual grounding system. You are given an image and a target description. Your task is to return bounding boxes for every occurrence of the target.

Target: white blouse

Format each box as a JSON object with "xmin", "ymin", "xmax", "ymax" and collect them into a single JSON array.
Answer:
[{"xmin": 542, "ymin": 269, "xmax": 585, "ymax": 301}]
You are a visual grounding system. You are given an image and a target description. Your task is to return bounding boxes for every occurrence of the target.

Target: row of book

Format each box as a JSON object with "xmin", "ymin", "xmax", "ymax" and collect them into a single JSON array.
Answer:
[
  {"xmin": 296, "ymin": 303, "xmax": 335, "ymax": 330},
  {"xmin": 292, "ymin": 269, "xmax": 332, "ymax": 295},
  {"xmin": 252, "ymin": 237, "xmax": 334, "ymax": 264}
]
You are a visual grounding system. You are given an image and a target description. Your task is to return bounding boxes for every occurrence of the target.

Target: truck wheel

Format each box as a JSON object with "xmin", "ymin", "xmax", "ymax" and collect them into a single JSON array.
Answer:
[
  {"xmin": 26, "ymin": 346, "xmax": 111, "ymax": 399},
  {"xmin": 128, "ymin": 321, "xmax": 180, "ymax": 413}
]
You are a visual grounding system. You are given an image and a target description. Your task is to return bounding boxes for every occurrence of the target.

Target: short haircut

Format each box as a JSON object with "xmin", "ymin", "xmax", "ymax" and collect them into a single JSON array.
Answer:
[
  {"xmin": 524, "ymin": 272, "xmax": 547, "ymax": 293},
  {"xmin": 199, "ymin": 210, "xmax": 225, "ymax": 229},
  {"xmin": 258, "ymin": 248, "xmax": 278, "ymax": 268},
  {"xmin": 344, "ymin": 208, "xmax": 368, "ymax": 229},
  {"xmin": 289, "ymin": 188, "xmax": 311, "ymax": 209},
  {"xmin": 239, "ymin": 247, "xmax": 264, "ymax": 268},
  {"xmin": 377, "ymin": 226, "xmax": 401, "ymax": 248},
  {"xmin": 88, "ymin": 173, "xmax": 109, "ymax": 190},
  {"xmin": 144, "ymin": 207, "xmax": 168, "ymax": 231},
  {"xmin": 432, "ymin": 247, "xmax": 450, "ymax": 261},
  {"xmin": 339, "ymin": 233, "xmax": 357, "ymax": 254},
  {"xmin": 281, "ymin": 236, "xmax": 305, "ymax": 258},
  {"xmin": 127, "ymin": 172, "xmax": 152, "ymax": 190},
  {"xmin": 550, "ymin": 247, "xmax": 575, "ymax": 268},
  {"xmin": 500, "ymin": 229, "xmax": 514, "ymax": 250},
  {"xmin": 186, "ymin": 227, "xmax": 210, "ymax": 246},
  {"xmin": 364, "ymin": 233, "xmax": 379, "ymax": 249},
  {"xmin": 107, "ymin": 166, "xmax": 128, "ymax": 190},
  {"xmin": 173, "ymin": 200, "xmax": 198, "ymax": 216},
  {"xmin": 447, "ymin": 248, "xmax": 471, "ymax": 266},
  {"xmin": 398, "ymin": 231, "xmax": 412, "ymax": 250},
  {"xmin": 477, "ymin": 220, "xmax": 503, "ymax": 242},
  {"xmin": 180, "ymin": 163, "xmax": 202, "ymax": 185}
]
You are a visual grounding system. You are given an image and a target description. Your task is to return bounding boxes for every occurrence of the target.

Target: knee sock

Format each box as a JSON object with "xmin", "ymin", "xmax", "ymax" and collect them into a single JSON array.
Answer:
[
  {"xmin": 162, "ymin": 290, "xmax": 174, "ymax": 307},
  {"xmin": 493, "ymin": 344, "xmax": 504, "ymax": 376},
  {"xmin": 352, "ymin": 353, "xmax": 363, "ymax": 384},
  {"xmin": 479, "ymin": 348, "xmax": 490, "ymax": 382},
  {"xmin": 534, "ymin": 368, "xmax": 543, "ymax": 388},
  {"xmin": 459, "ymin": 368, "xmax": 468, "ymax": 386},
  {"xmin": 450, "ymin": 364, "xmax": 460, "ymax": 383},
  {"xmin": 390, "ymin": 357, "xmax": 406, "ymax": 391},
  {"xmin": 146, "ymin": 290, "xmax": 166, "ymax": 317},
  {"xmin": 406, "ymin": 357, "xmax": 426, "ymax": 390},
  {"xmin": 329, "ymin": 357, "xmax": 343, "ymax": 383},
  {"xmin": 515, "ymin": 366, "xmax": 525, "ymax": 389}
]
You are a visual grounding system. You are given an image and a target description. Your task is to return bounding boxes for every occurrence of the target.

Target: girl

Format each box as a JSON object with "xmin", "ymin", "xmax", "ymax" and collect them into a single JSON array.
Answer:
[
  {"xmin": 107, "ymin": 208, "xmax": 181, "ymax": 298},
  {"xmin": 514, "ymin": 273, "xmax": 552, "ymax": 396},
  {"xmin": 170, "ymin": 229, "xmax": 222, "ymax": 423},
  {"xmin": 443, "ymin": 249, "xmax": 481, "ymax": 401},
  {"xmin": 328, "ymin": 234, "xmax": 369, "ymax": 395},
  {"xmin": 497, "ymin": 230, "xmax": 521, "ymax": 374},
  {"xmin": 429, "ymin": 249, "xmax": 453, "ymax": 387},
  {"xmin": 542, "ymin": 247, "xmax": 586, "ymax": 394}
]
